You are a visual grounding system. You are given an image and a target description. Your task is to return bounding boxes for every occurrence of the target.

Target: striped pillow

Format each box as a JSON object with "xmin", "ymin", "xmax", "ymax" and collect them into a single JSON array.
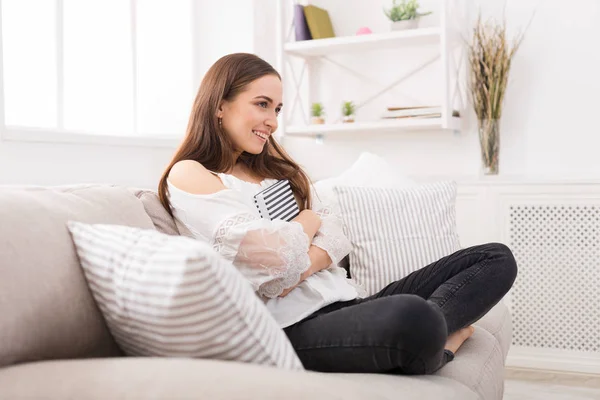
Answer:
[
  {"xmin": 66, "ymin": 221, "xmax": 303, "ymax": 370},
  {"xmin": 334, "ymin": 181, "xmax": 461, "ymax": 296}
]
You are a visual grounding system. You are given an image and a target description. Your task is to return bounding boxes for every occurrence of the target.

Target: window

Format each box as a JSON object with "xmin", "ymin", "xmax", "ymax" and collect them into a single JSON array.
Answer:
[{"xmin": 0, "ymin": 0, "xmax": 194, "ymax": 139}]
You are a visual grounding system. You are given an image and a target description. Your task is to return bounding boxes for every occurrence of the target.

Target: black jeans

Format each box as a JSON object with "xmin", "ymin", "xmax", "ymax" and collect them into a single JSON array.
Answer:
[{"xmin": 283, "ymin": 242, "xmax": 518, "ymax": 375}]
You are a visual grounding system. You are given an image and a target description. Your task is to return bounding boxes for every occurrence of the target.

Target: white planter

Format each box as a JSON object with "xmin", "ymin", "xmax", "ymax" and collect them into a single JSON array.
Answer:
[{"xmin": 390, "ymin": 19, "xmax": 419, "ymax": 31}]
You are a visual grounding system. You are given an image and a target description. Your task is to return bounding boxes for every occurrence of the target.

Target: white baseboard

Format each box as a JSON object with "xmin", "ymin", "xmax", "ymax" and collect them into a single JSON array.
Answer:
[{"xmin": 507, "ymin": 346, "xmax": 600, "ymax": 375}]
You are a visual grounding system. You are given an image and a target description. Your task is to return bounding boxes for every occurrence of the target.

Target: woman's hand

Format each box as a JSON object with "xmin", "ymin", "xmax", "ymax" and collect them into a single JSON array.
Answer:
[
  {"xmin": 278, "ymin": 244, "xmax": 333, "ymax": 298},
  {"xmin": 292, "ymin": 209, "xmax": 321, "ymax": 243},
  {"xmin": 307, "ymin": 244, "xmax": 333, "ymax": 274}
]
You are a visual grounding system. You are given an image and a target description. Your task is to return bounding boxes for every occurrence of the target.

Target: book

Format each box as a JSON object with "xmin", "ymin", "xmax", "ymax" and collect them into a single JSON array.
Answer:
[
  {"xmin": 303, "ymin": 5, "xmax": 335, "ymax": 40},
  {"xmin": 293, "ymin": 4, "xmax": 312, "ymax": 41},
  {"xmin": 381, "ymin": 106, "xmax": 460, "ymax": 119},
  {"xmin": 253, "ymin": 180, "xmax": 299, "ymax": 222},
  {"xmin": 387, "ymin": 105, "xmax": 440, "ymax": 112},
  {"xmin": 382, "ymin": 113, "xmax": 442, "ymax": 119}
]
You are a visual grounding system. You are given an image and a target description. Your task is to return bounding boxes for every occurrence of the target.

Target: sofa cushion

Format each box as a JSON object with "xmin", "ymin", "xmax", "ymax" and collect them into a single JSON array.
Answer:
[
  {"xmin": 0, "ymin": 358, "xmax": 478, "ymax": 400},
  {"xmin": 0, "ymin": 185, "xmax": 156, "ymax": 367},
  {"xmin": 67, "ymin": 222, "xmax": 303, "ymax": 370}
]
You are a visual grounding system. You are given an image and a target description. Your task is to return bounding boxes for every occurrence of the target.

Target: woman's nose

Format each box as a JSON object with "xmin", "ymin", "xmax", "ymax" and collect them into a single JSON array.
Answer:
[{"xmin": 265, "ymin": 115, "xmax": 277, "ymax": 132}]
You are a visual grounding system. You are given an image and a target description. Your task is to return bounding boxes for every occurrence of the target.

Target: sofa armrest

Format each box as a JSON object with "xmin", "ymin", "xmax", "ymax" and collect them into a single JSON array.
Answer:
[
  {"xmin": 435, "ymin": 327, "xmax": 505, "ymax": 400},
  {"xmin": 473, "ymin": 301, "xmax": 513, "ymax": 360}
]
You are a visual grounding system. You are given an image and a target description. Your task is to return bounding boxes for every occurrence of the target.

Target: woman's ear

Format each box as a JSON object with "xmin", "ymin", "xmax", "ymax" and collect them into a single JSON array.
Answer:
[{"xmin": 216, "ymin": 100, "xmax": 226, "ymax": 118}]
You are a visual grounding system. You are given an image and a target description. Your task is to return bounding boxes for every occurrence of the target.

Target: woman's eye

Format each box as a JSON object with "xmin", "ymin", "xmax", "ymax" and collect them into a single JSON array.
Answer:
[
  {"xmin": 258, "ymin": 102, "xmax": 268, "ymax": 108},
  {"xmin": 275, "ymin": 107, "xmax": 281, "ymax": 115}
]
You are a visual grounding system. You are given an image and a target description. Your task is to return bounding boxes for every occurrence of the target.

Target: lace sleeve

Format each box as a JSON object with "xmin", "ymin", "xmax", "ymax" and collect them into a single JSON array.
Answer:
[
  {"xmin": 310, "ymin": 188, "xmax": 353, "ymax": 266},
  {"xmin": 213, "ymin": 212, "xmax": 312, "ymax": 298}
]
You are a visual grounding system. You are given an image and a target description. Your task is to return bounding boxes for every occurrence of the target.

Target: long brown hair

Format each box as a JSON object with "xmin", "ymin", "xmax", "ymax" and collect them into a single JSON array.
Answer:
[{"xmin": 158, "ymin": 53, "xmax": 312, "ymax": 216}]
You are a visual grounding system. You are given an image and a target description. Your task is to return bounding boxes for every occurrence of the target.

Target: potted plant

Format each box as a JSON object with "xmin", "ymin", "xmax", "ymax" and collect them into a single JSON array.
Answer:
[
  {"xmin": 341, "ymin": 101, "xmax": 356, "ymax": 123},
  {"xmin": 384, "ymin": 0, "xmax": 431, "ymax": 31},
  {"xmin": 311, "ymin": 102, "xmax": 325, "ymax": 124}
]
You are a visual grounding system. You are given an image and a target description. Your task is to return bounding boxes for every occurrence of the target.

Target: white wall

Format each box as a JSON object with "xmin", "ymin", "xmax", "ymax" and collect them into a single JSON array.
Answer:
[
  {"xmin": 0, "ymin": 140, "xmax": 174, "ymax": 188},
  {"xmin": 268, "ymin": 0, "xmax": 600, "ymax": 181}
]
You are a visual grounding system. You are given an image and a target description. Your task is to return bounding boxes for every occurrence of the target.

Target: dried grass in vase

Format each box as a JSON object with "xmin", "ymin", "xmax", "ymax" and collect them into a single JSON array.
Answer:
[{"xmin": 468, "ymin": 15, "xmax": 525, "ymax": 174}]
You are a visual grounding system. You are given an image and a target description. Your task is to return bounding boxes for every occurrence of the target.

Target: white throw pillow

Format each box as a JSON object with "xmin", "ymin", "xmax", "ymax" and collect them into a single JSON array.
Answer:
[
  {"xmin": 313, "ymin": 152, "xmax": 415, "ymax": 208},
  {"xmin": 67, "ymin": 221, "xmax": 303, "ymax": 370},
  {"xmin": 334, "ymin": 181, "xmax": 461, "ymax": 296}
]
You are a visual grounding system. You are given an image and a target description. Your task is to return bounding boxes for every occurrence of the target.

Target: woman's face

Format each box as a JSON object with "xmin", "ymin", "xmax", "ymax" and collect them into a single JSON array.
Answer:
[{"xmin": 218, "ymin": 74, "xmax": 283, "ymax": 156}]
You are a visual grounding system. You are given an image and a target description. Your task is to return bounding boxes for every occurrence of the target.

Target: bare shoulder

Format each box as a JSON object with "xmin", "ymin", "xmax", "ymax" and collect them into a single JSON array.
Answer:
[{"xmin": 167, "ymin": 160, "xmax": 226, "ymax": 195}]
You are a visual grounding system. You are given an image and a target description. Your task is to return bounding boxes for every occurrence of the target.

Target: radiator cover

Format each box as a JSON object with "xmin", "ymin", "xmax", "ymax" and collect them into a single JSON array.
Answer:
[{"xmin": 509, "ymin": 204, "xmax": 600, "ymax": 352}]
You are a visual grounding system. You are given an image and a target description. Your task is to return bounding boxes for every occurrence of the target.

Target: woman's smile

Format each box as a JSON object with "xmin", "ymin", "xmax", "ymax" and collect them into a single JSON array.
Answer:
[{"xmin": 253, "ymin": 129, "xmax": 269, "ymax": 142}]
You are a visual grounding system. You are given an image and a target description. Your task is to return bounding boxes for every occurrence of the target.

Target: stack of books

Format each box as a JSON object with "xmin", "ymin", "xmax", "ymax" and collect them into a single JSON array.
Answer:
[
  {"xmin": 294, "ymin": 4, "xmax": 335, "ymax": 41},
  {"xmin": 381, "ymin": 106, "xmax": 460, "ymax": 120}
]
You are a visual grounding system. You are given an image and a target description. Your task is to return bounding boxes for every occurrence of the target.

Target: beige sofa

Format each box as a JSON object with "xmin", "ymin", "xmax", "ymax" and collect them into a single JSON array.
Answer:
[{"xmin": 0, "ymin": 184, "xmax": 513, "ymax": 399}]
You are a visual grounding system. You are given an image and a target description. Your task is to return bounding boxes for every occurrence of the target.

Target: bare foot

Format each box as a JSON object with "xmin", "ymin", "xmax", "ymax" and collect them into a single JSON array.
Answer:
[{"xmin": 445, "ymin": 325, "xmax": 475, "ymax": 354}]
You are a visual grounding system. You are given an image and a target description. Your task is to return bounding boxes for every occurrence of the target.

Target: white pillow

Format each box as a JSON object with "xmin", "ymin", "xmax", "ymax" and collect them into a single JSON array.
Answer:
[
  {"xmin": 67, "ymin": 221, "xmax": 303, "ymax": 370},
  {"xmin": 313, "ymin": 151, "xmax": 415, "ymax": 210},
  {"xmin": 334, "ymin": 181, "xmax": 461, "ymax": 296}
]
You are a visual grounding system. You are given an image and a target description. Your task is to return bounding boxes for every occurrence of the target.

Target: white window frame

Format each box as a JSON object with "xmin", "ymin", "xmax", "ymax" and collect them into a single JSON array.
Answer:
[{"xmin": 0, "ymin": 0, "xmax": 198, "ymax": 148}]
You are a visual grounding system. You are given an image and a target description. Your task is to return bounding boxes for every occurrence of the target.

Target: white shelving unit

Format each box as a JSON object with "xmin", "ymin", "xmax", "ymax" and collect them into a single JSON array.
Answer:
[
  {"xmin": 275, "ymin": 1, "xmax": 467, "ymax": 141},
  {"xmin": 286, "ymin": 116, "xmax": 461, "ymax": 136},
  {"xmin": 284, "ymin": 27, "xmax": 444, "ymax": 57}
]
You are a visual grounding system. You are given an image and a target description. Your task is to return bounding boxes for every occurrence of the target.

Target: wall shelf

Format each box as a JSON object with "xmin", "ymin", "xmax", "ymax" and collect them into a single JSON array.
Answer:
[
  {"xmin": 285, "ymin": 116, "xmax": 461, "ymax": 137},
  {"xmin": 276, "ymin": 1, "xmax": 467, "ymax": 141},
  {"xmin": 284, "ymin": 27, "xmax": 443, "ymax": 58}
]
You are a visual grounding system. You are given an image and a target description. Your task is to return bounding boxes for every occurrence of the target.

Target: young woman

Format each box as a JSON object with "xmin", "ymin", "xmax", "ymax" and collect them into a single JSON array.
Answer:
[{"xmin": 158, "ymin": 53, "xmax": 517, "ymax": 375}]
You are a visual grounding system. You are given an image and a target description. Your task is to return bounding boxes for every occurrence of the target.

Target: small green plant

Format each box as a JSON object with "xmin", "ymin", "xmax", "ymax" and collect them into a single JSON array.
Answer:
[
  {"xmin": 311, "ymin": 102, "xmax": 325, "ymax": 117},
  {"xmin": 341, "ymin": 101, "xmax": 356, "ymax": 117},
  {"xmin": 384, "ymin": 0, "xmax": 431, "ymax": 22}
]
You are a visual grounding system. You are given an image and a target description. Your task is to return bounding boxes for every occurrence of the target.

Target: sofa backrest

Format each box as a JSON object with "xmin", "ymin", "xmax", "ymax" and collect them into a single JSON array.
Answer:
[{"xmin": 0, "ymin": 185, "xmax": 158, "ymax": 367}]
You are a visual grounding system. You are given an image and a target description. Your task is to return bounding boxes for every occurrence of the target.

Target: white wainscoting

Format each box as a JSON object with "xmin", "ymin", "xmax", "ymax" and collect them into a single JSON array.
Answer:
[{"xmin": 452, "ymin": 177, "xmax": 600, "ymax": 374}]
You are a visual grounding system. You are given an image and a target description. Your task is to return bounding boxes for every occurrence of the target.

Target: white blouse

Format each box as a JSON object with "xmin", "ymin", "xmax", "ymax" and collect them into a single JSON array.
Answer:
[{"xmin": 167, "ymin": 171, "xmax": 361, "ymax": 328}]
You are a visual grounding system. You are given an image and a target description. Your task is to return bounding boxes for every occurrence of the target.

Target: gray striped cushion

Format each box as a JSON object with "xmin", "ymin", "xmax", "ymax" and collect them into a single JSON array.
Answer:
[
  {"xmin": 66, "ymin": 221, "xmax": 303, "ymax": 370},
  {"xmin": 334, "ymin": 181, "xmax": 461, "ymax": 296}
]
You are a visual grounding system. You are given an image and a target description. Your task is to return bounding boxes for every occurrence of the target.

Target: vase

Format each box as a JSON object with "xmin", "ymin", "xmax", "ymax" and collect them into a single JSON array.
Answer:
[
  {"xmin": 311, "ymin": 116, "xmax": 325, "ymax": 125},
  {"xmin": 478, "ymin": 119, "xmax": 500, "ymax": 175}
]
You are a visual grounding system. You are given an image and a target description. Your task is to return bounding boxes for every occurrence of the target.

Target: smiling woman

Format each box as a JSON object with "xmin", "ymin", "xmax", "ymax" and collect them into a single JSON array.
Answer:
[
  {"xmin": 157, "ymin": 52, "xmax": 358, "ymax": 334},
  {"xmin": 155, "ymin": 52, "xmax": 518, "ymax": 377}
]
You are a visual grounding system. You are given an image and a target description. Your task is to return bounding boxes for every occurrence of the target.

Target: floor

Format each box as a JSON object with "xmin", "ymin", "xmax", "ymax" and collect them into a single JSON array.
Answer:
[
  {"xmin": 504, "ymin": 369, "xmax": 600, "ymax": 400},
  {"xmin": 505, "ymin": 379, "xmax": 600, "ymax": 399}
]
